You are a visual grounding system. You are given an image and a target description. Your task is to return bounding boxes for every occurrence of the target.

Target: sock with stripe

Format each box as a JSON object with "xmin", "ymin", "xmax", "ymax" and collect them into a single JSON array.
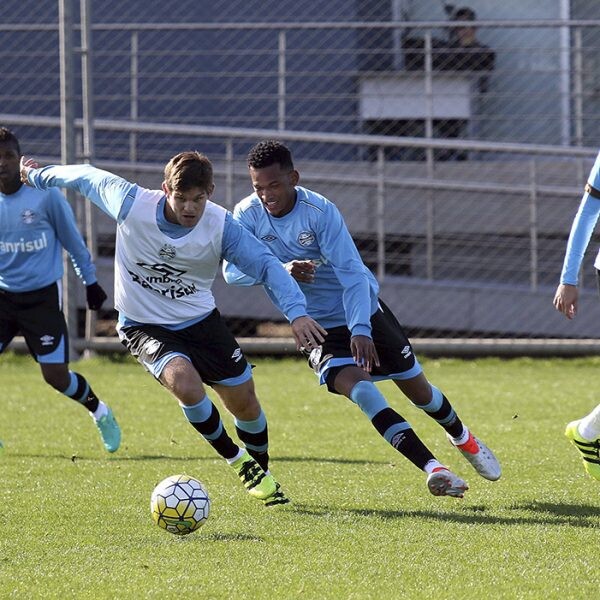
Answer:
[
  {"xmin": 412, "ymin": 384, "xmax": 465, "ymax": 439},
  {"xmin": 62, "ymin": 371, "xmax": 107, "ymax": 418},
  {"xmin": 235, "ymin": 410, "xmax": 270, "ymax": 472},
  {"xmin": 181, "ymin": 395, "xmax": 240, "ymax": 460},
  {"xmin": 350, "ymin": 380, "xmax": 436, "ymax": 470}
]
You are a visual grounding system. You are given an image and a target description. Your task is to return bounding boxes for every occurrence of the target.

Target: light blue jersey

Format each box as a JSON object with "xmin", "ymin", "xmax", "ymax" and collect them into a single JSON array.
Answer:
[
  {"xmin": 223, "ymin": 186, "xmax": 379, "ymax": 337},
  {"xmin": 0, "ymin": 183, "xmax": 97, "ymax": 292},
  {"xmin": 27, "ymin": 164, "xmax": 308, "ymax": 327},
  {"xmin": 560, "ymin": 151, "xmax": 600, "ymax": 285}
]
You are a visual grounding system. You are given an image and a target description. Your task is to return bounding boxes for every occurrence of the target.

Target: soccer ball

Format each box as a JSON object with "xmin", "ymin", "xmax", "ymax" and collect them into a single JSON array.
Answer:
[{"xmin": 150, "ymin": 474, "xmax": 210, "ymax": 535}]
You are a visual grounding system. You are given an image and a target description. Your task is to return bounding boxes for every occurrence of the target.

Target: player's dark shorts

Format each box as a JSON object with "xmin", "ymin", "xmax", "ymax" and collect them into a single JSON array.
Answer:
[
  {"xmin": 305, "ymin": 299, "xmax": 422, "ymax": 393},
  {"xmin": 0, "ymin": 282, "xmax": 69, "ymax": 363},
  {"xmin": 118, "ymin": 308, "xmax": 250, "ymax": 386}
]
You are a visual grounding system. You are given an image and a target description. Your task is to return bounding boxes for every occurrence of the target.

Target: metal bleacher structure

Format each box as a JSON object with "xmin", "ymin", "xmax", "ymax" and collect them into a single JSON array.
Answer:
[{"xmin": 4, "ymin": 0, "xmax": 600, "ymax": 356}]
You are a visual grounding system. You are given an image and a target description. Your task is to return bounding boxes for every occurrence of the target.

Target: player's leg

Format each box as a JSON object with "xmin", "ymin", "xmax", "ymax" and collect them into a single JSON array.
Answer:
[
  {"xmin": 333, "ymin": 365, "xmax": 468, "ymax": 498},
  {"xmin": 18, "ymin": 283, "xmax": 120, "ymax": 452},
  {"xmin": 370, "ymin": 299, "xmax": 500, "ymax": 481},
  {"xmin": 212, "ymin": 376, "xmax": 269, "ymax": 471},
  {"xmin": 214, "ymin": 378, "xmax": 287, "ymax": 506},
  {"xmin": 184, "ymin": 312, "xmax": 283, "ymax": 504},
  {"xmin": 0, "ymin": 290, "xmax": 20, "ymax": 452},
  {"xmin": 565, "ymin": 403, "xmax": 600, "ymax": 481}
]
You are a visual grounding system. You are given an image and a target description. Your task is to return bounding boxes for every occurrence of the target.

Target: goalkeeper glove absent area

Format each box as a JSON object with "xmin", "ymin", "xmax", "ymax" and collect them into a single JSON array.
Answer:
[{"xmin": 86, "ymin": 282, "xmax": 108, "ymax": 311}]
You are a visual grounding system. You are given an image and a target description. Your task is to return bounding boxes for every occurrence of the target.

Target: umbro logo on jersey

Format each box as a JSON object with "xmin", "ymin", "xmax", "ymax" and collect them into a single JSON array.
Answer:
[
  {"xmin": 231, "ymin": 348, "xmax": 243, "ymax": 362},
  {"xmin": 21, "ymin": 209, "xmax": 36, "ymax": 224},
  {"xmin": 158, "ymin": 244, "xmax": 176, "ymax": 260},
  {"xmin": 40, "ymin": 334, "xmax": 54, "ymax": 346},
  {"xmin": 298, "ymin": 231, "xmax": 315, "ymax": 246},
  {"xmin": 261, "ymin": 234, "xmax": 277, "ymax": 242},
  {"xmin": 401, "ymin": 345, "xmax": 412, "ymax": 358}
]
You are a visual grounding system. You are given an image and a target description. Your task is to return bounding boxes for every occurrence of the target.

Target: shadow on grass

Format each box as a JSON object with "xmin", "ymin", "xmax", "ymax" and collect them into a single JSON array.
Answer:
[
  {"xmin": 291, "ymin": 501, "xmax": 600, "ymax": 528},
  {"xmin": 12, "ymin": 453, "xmax": 218, "ymax": 462},
  {"xmin": 277, "ymin": 455, "xmax": 391, "ymax": 466}
]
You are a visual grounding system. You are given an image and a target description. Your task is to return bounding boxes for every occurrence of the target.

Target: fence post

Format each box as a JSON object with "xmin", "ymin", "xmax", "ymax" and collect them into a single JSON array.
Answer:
[
  {"xmin": 59, "ymin": 0, "xmax": 79, "ymax": 358},
  {"xmin": 529, "ymin": 159, "xmax": 539, "ymax": 291},
  {"xmin": 278, "ymin": 30, "xmax": 286, "ymax": 130},
  {"xmin": 376, "ymin": 146, "xmax": 386, "ymax": 281}
]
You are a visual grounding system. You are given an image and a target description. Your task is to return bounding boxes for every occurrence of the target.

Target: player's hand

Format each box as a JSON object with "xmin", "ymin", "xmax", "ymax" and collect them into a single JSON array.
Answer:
[
  {"xmin": 291, "ymin": 315, "xmax": 327, "ymax": 351},
  {"xmin": 19, "ymin": 156, "xmax": 39, "ymax": 186},
  {"xmin": 86, "ymin": 282, "xmax": 108, "ymax": 311},
  {"xmin": 553, "ymin": 283, "xmax": 578, "ymax": 320},
  {"xmin": 285, "ymin": 259, "xmax": 316, "ymax": 284},
  {"xmin": 350, "ymin": 335, "xmax": 380, "ymax": 373}
]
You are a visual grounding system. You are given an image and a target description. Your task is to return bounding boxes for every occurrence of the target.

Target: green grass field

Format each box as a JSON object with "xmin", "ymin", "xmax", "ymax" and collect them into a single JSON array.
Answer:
[{"xmin": 1, "ymin": 353, "xmax": 600, "ymax": 599}]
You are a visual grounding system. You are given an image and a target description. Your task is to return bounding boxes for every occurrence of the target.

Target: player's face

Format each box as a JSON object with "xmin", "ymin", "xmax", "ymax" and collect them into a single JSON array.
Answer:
[
  {"xmin": 0, "ymin": 141, "xmax": 21, "ymax": 194},
  {"xmin": 249, "ymin": 163, "xmax": 299, "ymax": 217},
  {"xmin": 162, "ymin": 183, "xmax": 214, "ymax": 227}
]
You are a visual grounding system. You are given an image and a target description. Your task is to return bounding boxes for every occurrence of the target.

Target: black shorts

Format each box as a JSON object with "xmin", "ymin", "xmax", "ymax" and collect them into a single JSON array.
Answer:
[
  {"xmin": 118, "ymin": 308, "xmax": 250, "ymax": 386},
  {"xmin": 0, "ymin": 282, "xmax": 69, "ymax": 363},
  {"xmin": 305, "ymin": 299, "xmax": 422, "ymax": 393}
]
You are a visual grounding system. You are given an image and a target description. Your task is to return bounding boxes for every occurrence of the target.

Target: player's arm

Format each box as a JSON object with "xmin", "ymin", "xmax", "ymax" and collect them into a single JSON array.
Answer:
[
  {"xmin": 222, "ymin": 204, "xmax": 268, "ymax": 286},
  {"xmin": 21, "ymin": 158, "xmax": 135, "ymax": 221},
  {"xmin": 315, "ymin": 203, "xmax": 379, "ymax": 371},
  {"xmin": 221, "ymin": 214, "xmax": 326, "ymax": 349},
  {"xmin": 317, "ymin": 202, "xmax": 373, "ymax": 337},
  {"xmin": 46, "ymin": 189, "xmax": 108, "ymax": 310},
  {"xmin": 553, "ymin": 153, "xmax": 600, "ymax": 319}
]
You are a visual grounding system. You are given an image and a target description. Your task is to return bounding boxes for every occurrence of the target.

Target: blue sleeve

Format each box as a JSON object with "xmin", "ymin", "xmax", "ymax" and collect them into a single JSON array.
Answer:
[
  {"xmin": 46, "ymin": 189, "xmax": 97, "ymax": 285},
  {"xmin": 221, "ymin": 213, "xmax": 307, "ymax": 322},
  {"xmin": 318, "ymin": 203, "xmax": 373, "ymax": 336},
  {"xmin": 560, "ymin": 152, "xmax": 600, "ymax": 285},
  {"xmin": 28, "ymin": 164, "xmax": 135, "ymax": 221},
  {"xmin": 222, "ymin": 207, "xmax": 262, "ymax": 286}
]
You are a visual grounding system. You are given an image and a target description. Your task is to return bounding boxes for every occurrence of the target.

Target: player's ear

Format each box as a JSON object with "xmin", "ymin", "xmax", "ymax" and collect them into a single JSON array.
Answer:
[
  {"xmin": 289, "ymin": 170, "xmax": 300, "ymax": 186},
  {"xmin": 207, "ymin": 183, "xmax": 215, "ymax": 197},
  {"xmin": 161, "ymin": 181, "xmax": 170, "ymax": 195}
]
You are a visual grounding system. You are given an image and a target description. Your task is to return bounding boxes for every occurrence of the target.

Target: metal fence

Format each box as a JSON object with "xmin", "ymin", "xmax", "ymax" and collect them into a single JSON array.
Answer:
[{"xmin": 3, "ymin": 0, "xmax": 600, "ymax": 355}]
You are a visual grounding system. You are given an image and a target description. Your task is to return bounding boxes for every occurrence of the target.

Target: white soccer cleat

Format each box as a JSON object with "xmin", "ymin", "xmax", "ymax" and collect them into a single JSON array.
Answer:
[
  {"xmin": 449, "ymin": 432, "xmax": 501, "ymax": 481},
  {"xmin": 426, "ymin": 468, "xmax": 468, "ymax": 498}
]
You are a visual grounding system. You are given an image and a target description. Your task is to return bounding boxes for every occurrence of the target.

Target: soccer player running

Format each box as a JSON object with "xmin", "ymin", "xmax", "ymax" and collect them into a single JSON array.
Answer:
[
  {"xmin": 223, "ymin": 139, "xmax": 502, "ymax": 498},
  {"xmin": 554, "ymin": 150, "xmax": 600, "ymax": 482},
  {"xmin": 0, "ymin": 127, "xmax": 120, "ymax": 454},
  {"xmin": 20, "ymin": 149, "xmax": 326, "ymax": 507}
]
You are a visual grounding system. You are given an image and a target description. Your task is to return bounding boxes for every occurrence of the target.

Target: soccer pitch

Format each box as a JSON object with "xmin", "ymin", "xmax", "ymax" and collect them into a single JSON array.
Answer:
[{"xmin": 1, "ymin": 353, "xmax": 599, "ymax": 599}]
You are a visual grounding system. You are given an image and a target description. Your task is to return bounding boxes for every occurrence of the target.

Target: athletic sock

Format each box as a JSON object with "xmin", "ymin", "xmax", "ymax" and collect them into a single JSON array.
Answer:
[
  {"xmin": 413, "ymin": 384, "xmax": 464, "ymax": 439},
  {"xmin": 350, "ymin": 381, "xmax": 436, "ymax": 470},
  {"xmin": 62, "ymin": 371, "xmax": 100, "ymax": 413},
  {"xmin": 578, "ymin": 404, "xmax": 600, "ymax": 440},
  {"xmin": 180, "ymin": 395, "xmax": 239, "ymax": 460},
  {"xmin": 423, "ymin": 459, "xmax": 446, "ymax": 474},
  {"xmin": 235, "ymin": 410, "xmax": 269, "ymax": 472}
]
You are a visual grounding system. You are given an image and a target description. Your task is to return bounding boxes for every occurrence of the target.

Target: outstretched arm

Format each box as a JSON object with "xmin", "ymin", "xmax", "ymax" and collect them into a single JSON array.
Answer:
[{"xmin": 20, "ymin": 156, "xmax": 135, "ymax": 221}]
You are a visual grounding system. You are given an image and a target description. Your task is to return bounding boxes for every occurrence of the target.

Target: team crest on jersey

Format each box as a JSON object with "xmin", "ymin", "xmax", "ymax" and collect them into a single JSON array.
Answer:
[
  {"xmin": 21, "ymin": 209, "xmax": 36, "ymax": 224},
  {"xmin": 298, "ymin": 231, "xmax": 315, "ymax": 246},
  {"xmin": 158, "ymin": 244, "xmax": 176, "ymax": 260},
  {"xmin": 261, "ymin": 234, "xmax": 277, "ymax": 242}
]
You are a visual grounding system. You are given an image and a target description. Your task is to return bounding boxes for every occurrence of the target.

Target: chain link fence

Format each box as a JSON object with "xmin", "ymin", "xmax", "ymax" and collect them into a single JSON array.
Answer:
[{"xmin": 3, "ymin": 0, "xmax": 600, "ymax": 354}]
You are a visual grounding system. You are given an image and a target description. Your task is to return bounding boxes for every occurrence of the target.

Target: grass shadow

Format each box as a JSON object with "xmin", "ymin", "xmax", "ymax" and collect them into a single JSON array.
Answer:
[{"xmin": 291, "ymin": 501, "xmax": 600, "ymax": 528}]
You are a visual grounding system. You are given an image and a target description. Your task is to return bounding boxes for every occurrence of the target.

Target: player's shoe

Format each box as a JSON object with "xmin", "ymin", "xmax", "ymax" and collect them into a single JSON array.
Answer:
[
  {"xmin": 231, "ymin": 451, "xmax": 277, "ymax": 500},
  {"xmin": 448, "ymin": 432, "xmax": 501, "ymax": 481},
  {"xmin": 94, "ymin": 408, "xmax": 121, "ymax": 453},
  {"xmin": 263, "ymin": 481, "xmax": 291, "ymax": 507},
  {"xmin": 565, "ymin": 420, "xmax": 600, "ymax": 481},
  {"xmin": 426, "ymin": 468, "xmax": 468, "ymax": 498}
]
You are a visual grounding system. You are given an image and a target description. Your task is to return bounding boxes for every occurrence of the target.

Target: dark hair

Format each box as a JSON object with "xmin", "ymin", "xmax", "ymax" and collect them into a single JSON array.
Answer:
[
  {"xmin": 247, "ymin": 140, "xmax": 294, "ymax": 171},
  {"xmin": 0, "ymin": 127, "xmax": 21, "ymax": 154},
  {"xmin": 164, "ymin": 151, "xmax": 213, "ymax": 192},
  {"xmin": 452, "ymin": 7, "xmax": 476, "ymax": 21}
]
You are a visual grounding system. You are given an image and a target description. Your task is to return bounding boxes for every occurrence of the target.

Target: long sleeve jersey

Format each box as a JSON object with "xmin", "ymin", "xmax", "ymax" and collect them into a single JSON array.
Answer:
[
  {"xmin": 0, "ymin": 183, "xmax": 97, "ymax": 292},
  {"xmin": 223, "ymin": 186, "xmax": 379, "ymax": 337},
  {"xmin": 27, "ymin": 164, "xmax": 308, "ymax": 326},
  {"xmin": 560, "ymin": 151, "xmax": 600, "ymax": 286}
]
